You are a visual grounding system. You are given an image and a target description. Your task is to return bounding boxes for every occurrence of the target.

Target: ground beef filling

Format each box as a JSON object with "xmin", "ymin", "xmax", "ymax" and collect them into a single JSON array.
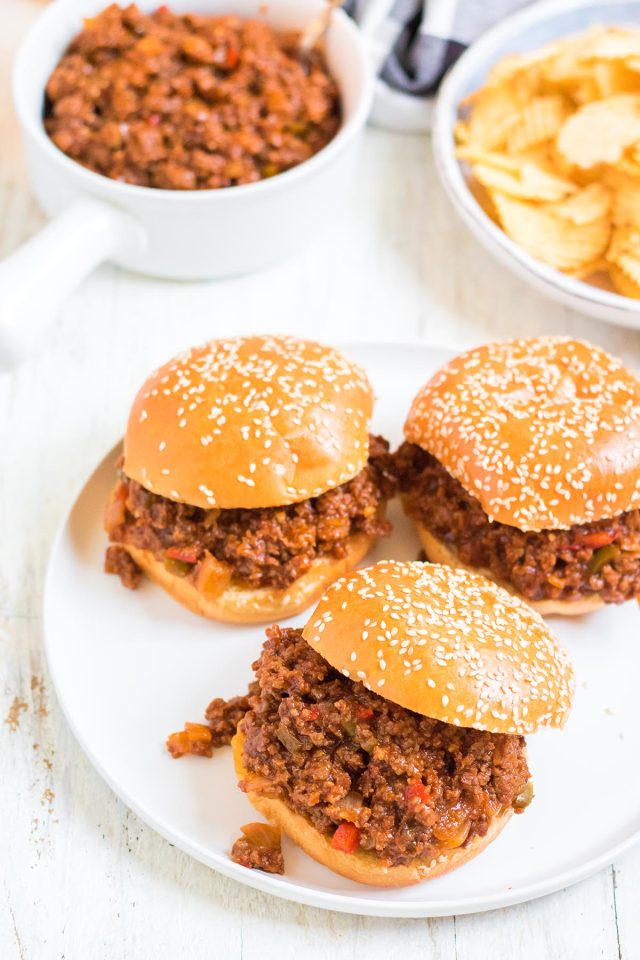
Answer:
[
  {"xmin": 206, "ymin": 695, "xmax": 251, "ymax": 748},
  {"xmin": 396, "ymin": 442, "xmax": 640, "ymax": 604},
  {"xmin": 104, "ymin": 544, "xmax": 142, "ymax": 589},
  {"xmin": 44, "ymin": 4, "xmax": 340, "ymax": 190},
  {"xmin": 230, "ymin": 627, "xmax": 530, "ymax": 868},
  {"xmin": 230, "ymin": 824, "xmax": 284, "ymax": 875},
  {"xmin": 106, "ymin": 436, "xmax": 395, "ymax": 591}
]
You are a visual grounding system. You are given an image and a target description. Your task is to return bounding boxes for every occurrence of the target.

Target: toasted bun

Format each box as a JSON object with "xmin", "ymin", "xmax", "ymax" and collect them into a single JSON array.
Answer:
[
  {"xmin": 124, "ymin": 335, "xmax": 373, "ymax": 510},
  {"xmin": 404, "ymin": 337, "xmax": 640, "ymax": 532},
  {"xmin": 414, "ymin": 523, "xmax": 604, "ymax": 618},
  {"xmin": 232, "ymin": 729, "xmax": 513, "ymax": 887},
  {"xmin": 121, "ymin": 533, "xmax": 374, "ymax": 623},
  {"xmin": 302, "ymin": 560, "xmax": 574, "ymax": 734}
]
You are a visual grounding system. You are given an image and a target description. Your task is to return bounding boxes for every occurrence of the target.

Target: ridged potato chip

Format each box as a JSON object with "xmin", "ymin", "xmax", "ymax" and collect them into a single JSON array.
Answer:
[
  {"xmin": 557, "ymin": 94, "xmax": 640, "ymax": 168},
  {"xmin": 609, "ymin": 262, "xmax": 640, "ymax": 297},
  {"xmin": 465, "ymin": 176, "xmax": 500, "ymax": 225},
  {"xmin": 507, "ymin": 95, "xmax": 571, "ymax": 152},
  {"xmin": 603, "ymin": 170, "xmax": 640, "ymax": 225},
  {"xmin": 459, "ymin": 26, "xmax": 640, "ymax": 299},
  {"xmin": 457, "ymin": 147, "xmax": 521, "ymax": 173},
  {"xmin": 592, "ymin": 61, "xmax": 640, "ymax": 96},
  {"xmin": 462, "ymin": 85, "xmax": 524, "ymax": 150},
  {"xmin": 581, "ymin": 27, "xmax": 640, "ymax": 61},
  {"xmin": 552, "ymin": 183, "xmax": 612, "ymax": 224},
  {"xmin": 492, "ymin": 192, "xmax": 611, "ymax": 270},
  {"xmin": 487, "ymin": 41, "xmax": 567, "ymax": 86},
  {"xmin": 567, "ymin": 257, "xmax": 610, "ymax": 279},
  {"xmin": 605, "ymin": 226, "xmax": 640, "ymax": 290},
  {"xmin": 474, "ymin": 161, "xmax": 577, "ymax": 202},
  {"xmin": 606, "ymin": 224, "xmax": 640, "ymax": 269},
  {"xmin": 454, "ymin": 120, "xmax": 470, "ymax": 146}
]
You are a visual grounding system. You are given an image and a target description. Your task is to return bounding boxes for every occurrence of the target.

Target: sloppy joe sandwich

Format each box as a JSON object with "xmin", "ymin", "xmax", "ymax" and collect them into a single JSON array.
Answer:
[
  {"xmin": 397, "ymin": 337, "xmax": 640, "ymax": 615},
  {"xmin": 104, "ymin": 335, "xmax": 395, "ymax": 622},
  {"xmin": 179, "ymin": 561, "xmax": 572, "ymax": 885}
]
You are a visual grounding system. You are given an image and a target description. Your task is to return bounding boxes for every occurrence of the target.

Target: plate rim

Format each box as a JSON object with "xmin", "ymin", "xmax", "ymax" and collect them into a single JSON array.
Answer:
[{"xmin": 43, "ymin": 339, "xmax": 640, "ymax": 918}]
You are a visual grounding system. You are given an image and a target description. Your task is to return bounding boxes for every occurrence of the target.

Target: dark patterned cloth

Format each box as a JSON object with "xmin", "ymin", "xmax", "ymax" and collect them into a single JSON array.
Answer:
[{"xmin": 344, "ymin": 0, "xmax": 532, "ymax": 127}]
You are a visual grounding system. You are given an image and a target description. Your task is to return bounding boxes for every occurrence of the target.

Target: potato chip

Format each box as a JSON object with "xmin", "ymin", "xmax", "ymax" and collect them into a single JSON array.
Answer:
[
  {"xmin": 557, "ymin": 94, "xmax": 640, "ymax": 168},
  {"xmin": 466, "ymin": 176, "xmax": 500, "ymax": 225},
  {"xmin": 609, "ymin": 262, "xmax": 640, "ymax": 297},
  {"xmin": 458, "ymin": 26, "xmax": 640, "ymax": 298},
  {"xmin": 603, "ymin": 170, "xmax": 640, "ymax": 225},
  {"xmin": 472, "ymin": 159, "xmax": 577, "ymax": 202},
  {"xmin": 454, "ymin": 120, "xmax": 470, "ymax": 146},
  {"xmin": 461, "ymin": 85, "xmax": 525, "ymax": 150},
  {"xmin": 592, "ymin": 61, "xmax": 640, "ymax": 97},
  {"xmin": 552, "ymin": 183, "xmax": 612, "ymax": 224},
  {"xmin": 491, "ymin": 191, "xmax": 611, "ymax": 270},
  {"xmin": 605, "ymin": 226, "xmax": 640, "ymax": 287},
  {"xmin": 607, "ymin": 223, "xmax": 640, "ymax": 256},
  {"xmin": 615, "ymin": 255, "xmax": 640, "ymax": 285},
  {"xmin": 614, "ymin": 154, "xmax": 640, "ymax": 178},
  {"xmin": 580, "ymin": 27, "xmax": 640, "ymax": 62},
  {"xmin": 507, "ymin": 95, "xmax": 571, "ymax": 153},
  {"xmin": 567, "ymin": 257, "xmax": 610, "ymax": 279},
  {"xmin": 456, "ymin": 147, "xmax": 521, "ymax": 173},
  {"xmin": 541, "ymin": 54, "xmax": 602, "ymax": 103},
  {"xmin": 487, "ymin": 41, "xmax": 566, "ymax": 86}
]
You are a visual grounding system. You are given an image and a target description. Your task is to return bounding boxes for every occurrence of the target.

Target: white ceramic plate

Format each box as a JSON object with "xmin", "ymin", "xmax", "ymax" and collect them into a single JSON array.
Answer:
[
  {"xmin": 432, "ymin": 0, "xmax": 640, "ymax": 331},
  {"xmin": 44, "ymin": 342, "xmax": 640, "ymax": 918}
]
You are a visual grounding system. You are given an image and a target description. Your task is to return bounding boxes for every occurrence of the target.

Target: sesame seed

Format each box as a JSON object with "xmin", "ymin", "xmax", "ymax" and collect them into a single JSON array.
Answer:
[
  {"xmin": 301, "ymin": 560, "xmax": 574, "ymax": 736},
  {"xmin": 404, "ymin": 337, "xmax": 640, "ymax": 530},
  {"xmin": 127, "ymin": 335, "xmax": 372, "ymax": 506}
]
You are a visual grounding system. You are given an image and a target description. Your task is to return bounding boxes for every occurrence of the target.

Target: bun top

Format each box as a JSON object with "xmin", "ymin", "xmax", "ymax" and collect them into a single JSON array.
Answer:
[
  {"xmin": 404, "ymin": 337, "xmax": 640, "ymax": 531},
  {"xmin": 302, "ymin": 560, "xmax": 574, "ymax": 735},
  {"xmin": 124, "ymin": 335, "xmax": 374, "ymax": 509}
]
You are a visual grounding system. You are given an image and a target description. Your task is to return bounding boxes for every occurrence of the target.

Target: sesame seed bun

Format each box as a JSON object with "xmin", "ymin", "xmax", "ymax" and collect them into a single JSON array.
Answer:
[
  {"xmin": 232, "ymin": 728, "xmax": 514, "ymax": 887},
  {"xmin": 302, "ymin": 560, "xmax": 574, "ymax": 735},
  {"xmin": 404, "ymin": 337, "xmax": 640, "ymax": 532},
  {"xmin": 415, "ymin": 523, "xmax": 604, "ymax": 618},
  {"xmin": 124, "ymin": 335, "xmax": 373, "ymax": 510},
  {"xmin": 120, "ymin": 532, "xmax": 375, "ymax": 624}
]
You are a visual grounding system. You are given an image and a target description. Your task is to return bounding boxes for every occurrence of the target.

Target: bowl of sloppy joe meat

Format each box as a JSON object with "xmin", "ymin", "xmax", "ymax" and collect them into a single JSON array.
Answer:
[{"xmin": 0, "ymin": 0, "xmax": 372, "ymax": 367}]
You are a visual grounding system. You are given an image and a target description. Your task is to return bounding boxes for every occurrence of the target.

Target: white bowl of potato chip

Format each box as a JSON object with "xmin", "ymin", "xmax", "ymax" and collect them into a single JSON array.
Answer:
[{"xmin": 433, "ymin": 0, "xmax": 640, "ymax": 329}]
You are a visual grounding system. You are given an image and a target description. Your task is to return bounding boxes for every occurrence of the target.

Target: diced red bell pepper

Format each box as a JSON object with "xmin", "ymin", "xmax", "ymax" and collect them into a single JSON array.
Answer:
[
  {"xmin": 578, "ymin": 530, "xmax": 615, "ymax": 549},
  {"xmin": 404, "ymin": 782, "xmax": 431, "ymax": 806},
  {"xmin": 331, "ymin": 823, "xmax": 361, "ymax": 854},
  {"xmin": 307, "ymin": 705, "xmax": 320, "ymax": 721},
  {"xmin": 355, "ymin": 706, "xmax": 374, "ymax": 721},
  {"xmin": 165, "ymin": 544, "xmax": 200, "ymax": 565},
  {"xmin": 225, "ymin": 45, "xmax": 239, "ymax": 69}
]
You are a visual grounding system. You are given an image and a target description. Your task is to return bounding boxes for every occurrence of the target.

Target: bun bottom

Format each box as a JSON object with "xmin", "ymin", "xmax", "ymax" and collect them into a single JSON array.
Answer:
[
  {"xmin": 121, "ymin": 532, "xmax": 374, "ymax": 624},
  {"xmin": 232, "ymin": 729, "xmax": 513, "ymax": 887},
  {"xmin": 414, "ymin": 523, "xmax": 604, "ymax": 617}
]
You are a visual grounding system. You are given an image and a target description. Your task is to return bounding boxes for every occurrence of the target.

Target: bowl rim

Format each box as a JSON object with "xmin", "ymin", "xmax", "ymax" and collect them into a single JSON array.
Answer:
[
  {"xmin": 432, "ymin": 0, "xmax": 640, "ymax": 317},
  {"xmin": 12, "ymin": 0, "xmax": 373, "ymax": 205}
]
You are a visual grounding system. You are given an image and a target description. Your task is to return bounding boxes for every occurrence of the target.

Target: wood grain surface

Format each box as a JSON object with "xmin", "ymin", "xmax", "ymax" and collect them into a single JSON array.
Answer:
[{"xmin": 1, "ymin": 2, "xmax": 638, "ymax": 957}]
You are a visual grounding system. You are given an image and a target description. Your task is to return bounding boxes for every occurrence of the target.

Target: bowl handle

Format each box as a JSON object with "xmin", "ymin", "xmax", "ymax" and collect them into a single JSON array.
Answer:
[{"xmin": 0, "ymin": 197, "xmax": 146, "ymax": 371}]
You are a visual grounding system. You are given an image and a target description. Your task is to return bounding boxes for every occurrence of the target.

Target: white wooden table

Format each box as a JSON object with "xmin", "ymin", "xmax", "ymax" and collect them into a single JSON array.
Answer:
[{"xmin": 2, "ymin": 2, "xmax": 639, "ymax": 957}]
